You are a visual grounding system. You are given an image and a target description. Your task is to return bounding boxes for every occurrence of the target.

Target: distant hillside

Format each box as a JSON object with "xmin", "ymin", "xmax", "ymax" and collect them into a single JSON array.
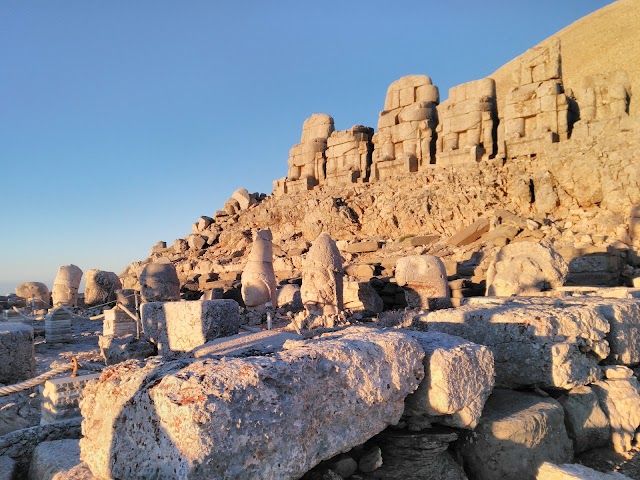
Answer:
[{"xmin": 491, "ymin": 0, "xmax": 640, "ymax": 116}]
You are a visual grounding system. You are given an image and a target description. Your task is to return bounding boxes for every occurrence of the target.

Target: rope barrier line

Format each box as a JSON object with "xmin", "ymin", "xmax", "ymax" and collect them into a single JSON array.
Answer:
[{"xmin": 0, "ymin": 359, "xmax": 105, "ymax": 397}]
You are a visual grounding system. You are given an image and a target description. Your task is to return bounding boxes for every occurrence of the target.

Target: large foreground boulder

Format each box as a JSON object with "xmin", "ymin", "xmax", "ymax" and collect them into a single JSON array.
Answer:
[
  {"xmin": 80, "ymin": 327, "xmax": 425, "ymax": 480},
  {"xmin": 459, "ymin": 389, "xmax": 573, "ymax": 480}
]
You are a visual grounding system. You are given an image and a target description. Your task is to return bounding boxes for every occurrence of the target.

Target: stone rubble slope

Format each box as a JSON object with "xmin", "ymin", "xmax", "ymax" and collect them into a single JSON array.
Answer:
[{"xmin": 79, "ymin": 327, "xmax": 425, "ymax": 480}]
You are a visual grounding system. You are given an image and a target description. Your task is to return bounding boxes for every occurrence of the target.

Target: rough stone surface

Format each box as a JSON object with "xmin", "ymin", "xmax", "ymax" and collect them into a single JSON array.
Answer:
[
  {"xmin": 98, "ymin": 335, "xmax": 156, "ymax": 366},
  {"xmin": 191, "ymin": 330, "xmax": 302, "ymax": 359},
  {"xmin": 0, "ymin": 322, "xmax": 35, "ymax": 384},
  {"xmin": 241, "ymin": 229, "xmax": 277, "ymax": 309},
  {"xmin": 459, "ymin": 389, "xmax": 573, "ymax": 480},
  {"xmin": 486, "ymin": 241, "xmax": 569, "ymax": 296},
  {"xmin": 365, "ymin": 429, "xmax": 466, "ymax": 480},
  {"xmin": 0, "ymin": 456, "xmax": 16, "ymax": 480},
  {"xmin": 83, "ymin": 270, "xmax": 122, "ymax": 307},
  {"xmin": 301, "ymin": 233, "xmax": 343, "ymax": 316},
  {"xmin": 139, "ymin": 262, "xmax": 180, "ymax": 303},
  {"xmin": 44, "ymin": 309, "xmax": 72, "ymax": 344},
  {"xmin": 395, "ymin": 255, "xmax": 450, "ymax": 310},
  {"xmin": 79, "ymin": 327, "xmax": 425, "ymax": 480},
  {"xmin": 404, "ymin": 331, "xmax": 495, "ymax": 429},
  {"xmin": 343, "ymin": 281, "xmax": 383, "ymax": 314},
  {"xmin": 591, "ymin": 377, "xmax": 640, "ymax": 454},
  {"xmin": 41, "ymin": 374, "xmax": 101, "ymax": 425},
  {"xmin": 536, "ymin": 462, "xmax": 632, "ymax": 479},
  {"xmin": 141, "ymin": 299, "xmax": 240, "ymax": 354},
  {"xmin": 420, "ymin": 298, "xmax": 609, "ymax": 389},
  {"xmin": 557, "ymin": 386, "xmax": 610, "ymax": 454},
  {"xmin": 15, "ymin": 282, "xmax": 50, "ymax": 310},
  {"xmin": 0, "ymin": 418, "xmax": 82, "ymax": 475},
  {"xmin": 52, "ymin": 265, "xmax": 83, "ymax": 308},
  {"xmin": 29, "ymin": 439, "xmax": 81, "ymax": 480}
]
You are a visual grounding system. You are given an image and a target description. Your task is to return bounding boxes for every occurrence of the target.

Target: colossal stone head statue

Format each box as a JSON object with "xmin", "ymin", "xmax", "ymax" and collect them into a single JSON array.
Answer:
[
  {"xmin": 139, "ymin": 261, "xmax": 180, "ymax": 303},
  {"xmin": 52, "ymin": 264, "xmax": 83, "ymax": 307},
  {"xmin": 301, "ymin": 233, "xmax": 343, "ymax": 316},
  {"xmin": 15, "ymin": 282, "xmax": 50, "ymax": 309},
  {"xmin": 486, "ymin": 241, "xmax": 568, "ymax": 296},
  {"xmin": 395, "ymin": 255, "xmax": 450, "ymax": 310},
  {"xmin": 84, "ymin": 269, "xmax": 123, "ymax": 307},
  {"xmin": 241, "ymin": 229, "xmax": 277, "ymax": 309}
]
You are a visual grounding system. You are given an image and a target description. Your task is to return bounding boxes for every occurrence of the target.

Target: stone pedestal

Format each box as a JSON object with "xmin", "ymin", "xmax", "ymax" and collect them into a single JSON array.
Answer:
[
  {"xmin": 0, "ymin": 323, "xmax": 35, "ymax": 384},
  {"xmin": 45, "ymin": 308, "xmax": 72, "ymax": 343},
  {"xmin": 40, "ymin": 374, "xmax": 101, "ymax": 424}
]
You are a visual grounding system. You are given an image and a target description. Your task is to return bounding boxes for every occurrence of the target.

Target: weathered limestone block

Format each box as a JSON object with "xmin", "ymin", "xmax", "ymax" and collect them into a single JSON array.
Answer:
[
  {"xmin": 282, "ymin": 114, "xmax": 335, "ymax": 193},
  {"xmin": 139, "ymin": 262, "xmax": 180, "ymax": 303},
  {"xmin": 446, "ymin": 218, "xmax": 490, "ymax": 247},
  {"xmin": 557, "ymin": 386, "xmax": 610, "ymax": 454},
  {"xmin": 83, "ymin": 270, "xmax": 121, "ymax": 307},
  {"xmin": 44, "ymin": 309, "xmax": 72, "ymax": 344},
  {"xmin": 0, "ymin": 322, "xmax": 35, "ymax": 384},
  {"xmin": 459, "ymin": 389, "xmax": 573, "ymax": 480},
  {"xmin": 504, "ymin": 39, "xmax": 570, "ymax": 159},
  {"xmin": 301, "ymin": 233, "xmax": 343, "ymax": 316},
  {"xmin": 365, "ymin": 429, "xmax": 467, "ymax": 480},
  {"xmin": 420, "ymin": 298, "xmax": 609, "ymax": 389},
  {"xmin": 486, "ymin": 241, "xmax": 569, "ymax": 296},
  {"xmin": 371, "ymin": 75, "xmax": 439, "ymax": 181},
  {"xmin": 537, "ymin": 462, "xmax": 631, "ymax": 480},
  {"xmin": 52, "ymin": 265, "xmax": 83, "ymax": 308},
  {"xmin": 141, "ymin": 299, "xmax": 240, "ymax": 354},
  {"xmin": 343, "ymin": 240, "xmax": 380, "ymax": 253},
  {"xmin": 241, "ymin": 229, "xmax": 277, "ymax": 309},
  {"xmin": 324, "ymin": 125, "xmax": 374, "ymax": 186},
  {"xmin": 395, "ymin": 255, "xmax": 451, "ymax": 310},
  {"xmin": 591, "ymin": 377, "xmax": 640, "ymax": 454},
  {"xmin": 41, "ymin": 374, "xmax": 101, "ymax": 425},
  {"xmin": 404, "ymin": 331, "xmax": 494, "ymax": 429},
  {"xmin": 28, "ymin": 439, "xmax": 82, "ymax": 480},
  {"xmin": 15, "ymin": 282, "xmax": 50, "ymax": 309},
  {"xmin": 588, "ymin": 299, "xmax": 640, "ymax": 365},
  {"xmin": 102, "ymin": 308, "xmax": 137, "ymax": 337},
  {"xmin": 343, "ymin": 281, "xmax": 383, "ymax": 314},
  {"xmin": 98, "ymin": 335, "xmax": 157, "ymax": 366},
  {"xmin": 79, "ymin": 327, "xmax": 425, "ymax": 480},
  {"xmin": 437, "ymin": 78, "xmax": 497, "ymax": 164},
  {"xmin": 467, "ymin": 296, "xmax": 640, "ymax": 368},
  {"xmin": 0, "ymin": 418, "xmax": 82, "ymax": 475}
]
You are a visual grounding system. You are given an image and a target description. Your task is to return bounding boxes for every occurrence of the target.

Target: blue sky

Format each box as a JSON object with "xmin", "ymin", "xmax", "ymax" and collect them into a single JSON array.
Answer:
[{"xmin": 0, "ymin": 1, "xmax": 613, "ymax": 294}]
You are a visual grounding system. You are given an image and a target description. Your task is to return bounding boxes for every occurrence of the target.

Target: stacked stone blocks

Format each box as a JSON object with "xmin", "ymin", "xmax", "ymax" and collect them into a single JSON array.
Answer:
[
  {"xmin": 371, "ymin": 75, "xmax": 439, "ymax": 181},
  {"xmin": 436, "ymin": 78, "xmax": 497, "ymax": 165}
]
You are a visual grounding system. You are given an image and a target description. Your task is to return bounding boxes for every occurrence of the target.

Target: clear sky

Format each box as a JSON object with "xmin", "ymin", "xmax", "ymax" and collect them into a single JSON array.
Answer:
[{"xmin": 0, "ymin": 1, "xmax": 614, "ymax": 295}]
